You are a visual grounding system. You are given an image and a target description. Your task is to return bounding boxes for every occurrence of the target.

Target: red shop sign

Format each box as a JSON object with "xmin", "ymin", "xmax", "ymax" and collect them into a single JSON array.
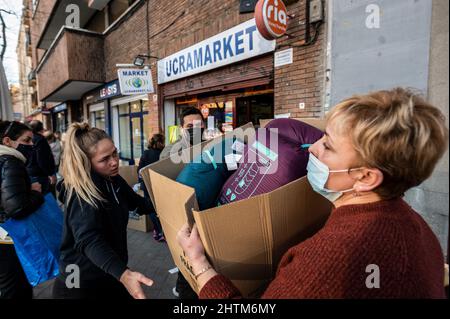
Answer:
[{"xmin": 255, "ymin": 0, "xmax": 288, "ymax": 40}]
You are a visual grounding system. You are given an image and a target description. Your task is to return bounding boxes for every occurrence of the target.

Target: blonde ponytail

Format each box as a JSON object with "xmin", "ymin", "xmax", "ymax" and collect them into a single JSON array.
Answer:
[{"xmin": 60, "ymin": 122, "xmax": 111, "ymax": 208}]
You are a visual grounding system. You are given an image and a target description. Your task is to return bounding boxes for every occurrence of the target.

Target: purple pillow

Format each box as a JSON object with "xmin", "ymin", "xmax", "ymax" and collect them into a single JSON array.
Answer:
[{"xmin": 218, "ymin": 119, "xmax": 323, "ymax": 205}]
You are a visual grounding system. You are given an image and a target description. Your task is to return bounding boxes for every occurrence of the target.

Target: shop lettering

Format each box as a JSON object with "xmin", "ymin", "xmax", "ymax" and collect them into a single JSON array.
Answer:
[
  {"xmin": 120, "ymin": 70, "xmax": 149, "ymax": 76},
  {"xmin": 100, "ymin": 84, "xmax": 118, "ymax": 98},
  {"xmin": 165, "ymin": 25, "xmax": 257, "ymax": 77},
  {"xmin": 158, "ymin": 19, "xmax": 275, "ymax": 84},
  {"xmin": 267, "ymin": 0, "xmax": 287, "ymax": 26}
]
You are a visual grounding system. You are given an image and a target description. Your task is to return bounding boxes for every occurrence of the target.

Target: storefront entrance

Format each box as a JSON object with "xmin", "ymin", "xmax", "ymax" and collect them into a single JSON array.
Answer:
[{"xmin": 111, "ymin": 96, "xmax": 150, "ymax": 164}]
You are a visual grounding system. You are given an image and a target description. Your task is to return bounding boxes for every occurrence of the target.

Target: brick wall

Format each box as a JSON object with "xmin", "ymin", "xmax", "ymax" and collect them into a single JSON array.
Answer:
[
  {"xmin": 274, "ymin": 0, "xmax": 326, "ymax": 118},
  {"xmin": 30, "ymin": 0, "xmax": 57, "ymax": 69}
]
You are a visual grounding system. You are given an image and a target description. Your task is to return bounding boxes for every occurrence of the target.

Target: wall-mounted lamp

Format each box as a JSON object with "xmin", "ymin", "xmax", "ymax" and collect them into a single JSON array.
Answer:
[{"xmin": 133, "ymin": 54, "xmax": 160, "ymax": 67}]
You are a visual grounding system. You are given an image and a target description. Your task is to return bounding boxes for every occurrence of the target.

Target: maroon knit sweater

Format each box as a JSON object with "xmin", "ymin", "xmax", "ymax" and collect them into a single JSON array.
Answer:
[{"xmin": 199, "ymin": 198, "xmax": 446, "ymax": 299}]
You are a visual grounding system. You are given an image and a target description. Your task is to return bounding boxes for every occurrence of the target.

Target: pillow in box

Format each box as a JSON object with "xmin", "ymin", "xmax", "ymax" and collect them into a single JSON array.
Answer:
[
  {"xmin": 265, "ymin": 118, "xmax": 324, "ymax": 145},
  {"xmin": 218, "ymin": 121, "xmax": 323, "ymax": 205},
  {"xmin": 176, "ymin": 138, "xmax": 238, "ymax": 211}
]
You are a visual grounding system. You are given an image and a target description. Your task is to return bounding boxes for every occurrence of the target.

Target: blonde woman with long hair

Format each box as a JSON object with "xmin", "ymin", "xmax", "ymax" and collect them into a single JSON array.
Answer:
[{"xmin": 52, "ymin": 123, "xmax": 154, "ymax": 299}]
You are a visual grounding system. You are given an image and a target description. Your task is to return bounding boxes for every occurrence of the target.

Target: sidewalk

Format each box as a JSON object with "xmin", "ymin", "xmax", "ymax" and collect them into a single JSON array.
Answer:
[{"xmin": 33, "ymin": 229, "xmax": 178, "ymax": 299}]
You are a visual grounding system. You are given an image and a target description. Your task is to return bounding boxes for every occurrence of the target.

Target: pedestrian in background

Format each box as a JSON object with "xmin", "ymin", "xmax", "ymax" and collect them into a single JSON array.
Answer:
[
  {"xmin": 44, "ymin": 131, "xmax": 62, "ymax": 175},
  {"xmin": 26, "ymin": 121, "xmax": 56, "ymax": 195},
  {"xmin": 137, "ymin": 133, "xmax": 165, "ymax": 242}
]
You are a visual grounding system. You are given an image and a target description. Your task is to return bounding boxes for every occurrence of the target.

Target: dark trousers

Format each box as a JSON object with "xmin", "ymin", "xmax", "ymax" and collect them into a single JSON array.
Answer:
[
  {"xmin": 52, "ymin": 276, "xmax": 132, "ymax": 300},
  {"xmin": 149, "ymin": 212, "xmax": 163, "ymax": 235},
  {"xmin": 0, "ymin": 244, "xmax": 33, "ymax": 299},
  {"xmin": 176, "ymin": 273, "xmax": 198, "ymax": 299}
]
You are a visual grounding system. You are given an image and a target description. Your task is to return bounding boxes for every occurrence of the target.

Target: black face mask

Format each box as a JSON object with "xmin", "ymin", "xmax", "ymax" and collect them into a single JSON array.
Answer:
[
  {"xmin": 16, "ymin": 143, "xmax": 34, "ymax": 161},
  {"xmin": 187, "ymin": 128, "xmax": 205, "ymax": 146}
]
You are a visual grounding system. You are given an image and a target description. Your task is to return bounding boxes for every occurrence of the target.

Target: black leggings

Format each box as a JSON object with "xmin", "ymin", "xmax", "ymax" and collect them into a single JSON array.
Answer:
[
  {"xmin": 52, "ymin": 276, "xmax": 132, "ymax": 300},
  {"xmin": 0, "ymin": 244, "xmax": 33, "ymax": 299}
]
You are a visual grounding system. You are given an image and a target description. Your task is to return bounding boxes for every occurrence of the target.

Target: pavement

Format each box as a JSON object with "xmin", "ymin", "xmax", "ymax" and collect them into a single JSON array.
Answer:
[{"xmin": 33, "ymin": 229, "xmax": 178, "ymax": 299}]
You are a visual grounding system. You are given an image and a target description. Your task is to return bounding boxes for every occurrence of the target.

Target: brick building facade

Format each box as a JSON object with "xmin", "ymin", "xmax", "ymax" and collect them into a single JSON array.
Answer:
[{"xmin": 29, "ymin": 0, "xmax": 326, "ymax": 163}]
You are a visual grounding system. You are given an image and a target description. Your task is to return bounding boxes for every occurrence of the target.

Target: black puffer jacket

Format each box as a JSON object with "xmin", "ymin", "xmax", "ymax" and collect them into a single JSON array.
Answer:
[
  {"xmin": 57, "ymin": 171, "xmax": 153, "ymax": 284},
  {"xmin": 0, "ymin": 145, "xmax": 44, "ymax": 223}
]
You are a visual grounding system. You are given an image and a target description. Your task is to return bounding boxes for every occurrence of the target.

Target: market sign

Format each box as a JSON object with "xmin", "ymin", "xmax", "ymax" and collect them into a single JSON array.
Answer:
[
  {"xmin": 157, "ymin": 18, "xmax": 276, "ymax": 84},
  {"xmin": 117, "ymin": 68, "xmax": 154, "ymax": 95},
  {"xmin": 255, "ymin": 0, "xmax": 288, "ymax": 40}
]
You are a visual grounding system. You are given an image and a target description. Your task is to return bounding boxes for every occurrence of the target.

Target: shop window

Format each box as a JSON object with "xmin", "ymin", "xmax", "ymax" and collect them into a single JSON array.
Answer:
[
  {"xmin": 91, "ymin": 110, "xmax": 106, "ymax": 130},
  {"xmin": 236, "ymin": 94, "xmax": 274, "ymax": 128},
  {"xmin": 118, "ymin": 103, "xmax": 131, "ymax": 159},
  {"xmin": 113, "ymin": 99, "xmax": 149, "ymax": 163},
  {"xmin": 55, "ymin": 112, "xmax": 67, "ymax": 133},
  {"xmin": 199, "ymin": 101, "xmax": 233, "ymax": 133}
]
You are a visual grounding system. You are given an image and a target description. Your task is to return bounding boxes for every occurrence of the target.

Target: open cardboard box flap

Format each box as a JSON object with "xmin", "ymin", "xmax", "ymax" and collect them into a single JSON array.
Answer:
[{"xmin": 141, "ymin": 121, "xmax": 332, "ymax": 297}]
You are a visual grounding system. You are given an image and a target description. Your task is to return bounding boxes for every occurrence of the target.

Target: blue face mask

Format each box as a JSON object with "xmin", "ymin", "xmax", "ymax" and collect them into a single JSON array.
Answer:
[{"xmin": 307, "ymin": 153, "xmax": 361, "ymax": 202}]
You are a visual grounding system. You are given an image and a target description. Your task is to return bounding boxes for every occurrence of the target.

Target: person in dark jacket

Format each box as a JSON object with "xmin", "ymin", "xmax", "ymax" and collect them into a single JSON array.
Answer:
[
  {"xmin": 26, "ymin": 120, "xmax": 56, "ymax": 195},
  {"xmin": 52, "ymin": 123, "xmax": 154, "ymax": 299},
  {"xmin": 160, "ymin": 107, "xmax": 205, "ymax": 299},
  {"xmin": 0, "ymin": 121, "xmax": 44, "ymax": 299},
  {"xmin": 137, "ymin": 133, "xmax": 165, "ymax": 242}
]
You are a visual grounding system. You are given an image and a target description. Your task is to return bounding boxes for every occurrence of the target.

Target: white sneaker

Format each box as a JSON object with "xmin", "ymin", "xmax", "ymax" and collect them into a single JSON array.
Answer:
[{"xmin": 172, "ymin": 287, "xmax": 179, "ymax": 298}]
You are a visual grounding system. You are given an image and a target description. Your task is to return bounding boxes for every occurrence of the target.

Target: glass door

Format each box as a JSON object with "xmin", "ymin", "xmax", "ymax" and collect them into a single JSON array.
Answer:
[
  {"xmin": 131, "ymin": 115, "xmax": 143, "ymax": 162},
  {"xmin": 118, "ymin": 103, "xmax": 131, "ymax": 160}
]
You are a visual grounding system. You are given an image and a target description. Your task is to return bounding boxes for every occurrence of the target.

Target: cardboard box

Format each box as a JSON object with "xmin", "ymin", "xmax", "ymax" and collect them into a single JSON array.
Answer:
[
  {"xmin": 119, "ymin": 165, "xmax": 153, "ymax": 233},
  {"xmin": 141, "ymin": 121, "xmax": 332, "ymax": 297}
]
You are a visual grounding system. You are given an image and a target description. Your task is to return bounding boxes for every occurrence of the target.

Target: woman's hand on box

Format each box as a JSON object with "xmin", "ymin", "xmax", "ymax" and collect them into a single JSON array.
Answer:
[
  {"xmin": 177, "ymin": 223, "xmax": 205, "ymax": 262},
  {"xmin": 177, "ymin": 223, "xmax": 218, "ymax": 291}
]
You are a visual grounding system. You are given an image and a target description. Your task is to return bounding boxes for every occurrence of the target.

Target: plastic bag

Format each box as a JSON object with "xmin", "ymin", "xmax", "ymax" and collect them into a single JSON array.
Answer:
[{"xmin": 2, "ymin": 193, "xmax": 63, "ymax": 287}]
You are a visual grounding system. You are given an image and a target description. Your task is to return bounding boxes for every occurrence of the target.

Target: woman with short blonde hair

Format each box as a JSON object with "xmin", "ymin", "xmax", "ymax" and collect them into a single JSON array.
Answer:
[{"xmin": 178, "ymin": 88, "xmax": 448, "ymax": 299}]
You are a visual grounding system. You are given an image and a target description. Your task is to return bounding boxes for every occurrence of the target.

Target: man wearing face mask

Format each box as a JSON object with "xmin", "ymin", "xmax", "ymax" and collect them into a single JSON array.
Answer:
[
  {"xmin": 160, "ymin": 107, "xmax": 205, "ymax": 161},
  {"xmin": 0, "ymin": 121, "xmax": 44, "ymax": 299},
  {"xmin": 160, "ymin": 107, "xmax": 205, "ymax": 299}
]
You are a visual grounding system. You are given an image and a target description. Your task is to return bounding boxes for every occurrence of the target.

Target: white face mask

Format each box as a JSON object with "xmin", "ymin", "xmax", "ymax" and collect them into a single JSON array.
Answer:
[{"xmin": 307, "ymin": 153, "xmax": 362, "ymax": 202}]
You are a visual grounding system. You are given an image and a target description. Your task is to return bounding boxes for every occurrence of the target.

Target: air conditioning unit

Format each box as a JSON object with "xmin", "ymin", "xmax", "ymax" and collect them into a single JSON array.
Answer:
[{"xmin": 88, "ymin": 0, "xmax": 111, "ymax": 11}]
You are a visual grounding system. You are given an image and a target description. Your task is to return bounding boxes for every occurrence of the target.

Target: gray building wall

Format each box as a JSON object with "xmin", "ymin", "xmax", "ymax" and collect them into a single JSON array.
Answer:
[
  {"xmin": 404, "ymin": 0, "xmax": 449, "ymax": 257},
  {"xmin": 328, "ymin": 0, "xmax": 449, "ymax": 254},
  {"xmin": 329, "ymin": 0, "xmax": 432, "ymax": 106}
]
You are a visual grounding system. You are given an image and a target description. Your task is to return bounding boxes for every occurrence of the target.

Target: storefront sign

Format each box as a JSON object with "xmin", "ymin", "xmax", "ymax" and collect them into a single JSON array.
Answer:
[
  {"xmin": 255, "ymin": 0, "xmax": 288, "ymax": 40},
  {"xmin": 157, "ymin": 19, "xmax": 276, "ymax": 84},
  {"xmin": 100, "ymin": 80, "xmax": 121, "ymax": 99},
  {"xmin": 117, "ymin": 69, "xmax": 154, "ymax": 95}
]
